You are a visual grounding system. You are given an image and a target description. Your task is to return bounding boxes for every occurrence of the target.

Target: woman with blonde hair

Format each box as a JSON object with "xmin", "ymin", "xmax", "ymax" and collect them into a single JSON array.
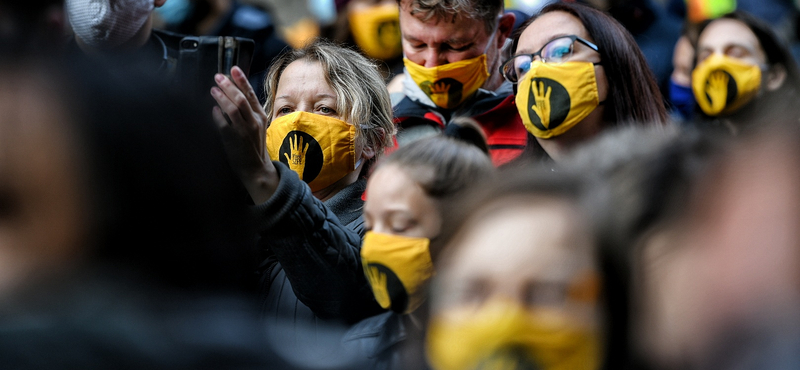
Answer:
[{"xmin": 211, "ymin": 40, "xmax": 396, "ymax": 327}]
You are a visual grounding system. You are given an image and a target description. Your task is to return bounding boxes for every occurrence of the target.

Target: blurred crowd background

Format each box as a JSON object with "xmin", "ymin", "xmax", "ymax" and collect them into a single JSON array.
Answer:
[{"xmin": 3, "ymin": 0, "xmax": 800, "ymax": 369}]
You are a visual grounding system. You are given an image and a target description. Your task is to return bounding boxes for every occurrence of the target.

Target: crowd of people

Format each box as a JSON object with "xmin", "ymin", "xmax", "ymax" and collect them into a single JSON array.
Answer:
[{"xmin": 2, "ymin": 0, "xmax": 800, "ymax": 369}]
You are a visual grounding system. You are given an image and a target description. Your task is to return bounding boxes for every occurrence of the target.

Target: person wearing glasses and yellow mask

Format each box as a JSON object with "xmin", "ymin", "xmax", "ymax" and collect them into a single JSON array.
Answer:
[{"xmin": 502, "ymin": 2, "xmax": 667, "ymax": 161}]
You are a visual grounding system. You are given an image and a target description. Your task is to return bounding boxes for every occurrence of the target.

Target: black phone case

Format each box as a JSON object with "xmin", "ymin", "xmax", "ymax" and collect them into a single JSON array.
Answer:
[{"xmin": 178, "ymin": 36, "xmax": 255, "ymax": 106}]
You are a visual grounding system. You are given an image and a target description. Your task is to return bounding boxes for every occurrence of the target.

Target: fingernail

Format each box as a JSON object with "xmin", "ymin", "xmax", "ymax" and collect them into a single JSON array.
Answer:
[{"xmin": 215, "ymin": 74, "xmax": 225, "ymax": 83}]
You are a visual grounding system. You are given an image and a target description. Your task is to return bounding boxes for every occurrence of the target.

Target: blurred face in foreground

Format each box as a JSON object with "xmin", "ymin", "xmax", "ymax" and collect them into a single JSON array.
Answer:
[
  {"xmin": 638, "ymin": 133, "xmax": 800, "ymax": 368},
  {"xmin": 0, "ymin": 70, "xmax": 87, "ymax": 296},
  {"xmin": 427, "ymin": 196, "xmax": 601, "ymax": 370}
]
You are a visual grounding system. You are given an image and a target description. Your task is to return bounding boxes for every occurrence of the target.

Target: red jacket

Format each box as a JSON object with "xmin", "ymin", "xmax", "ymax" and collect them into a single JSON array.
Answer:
[{"xmin": 393, "ymin": 94, "xmax": 528, "ymax": 166}]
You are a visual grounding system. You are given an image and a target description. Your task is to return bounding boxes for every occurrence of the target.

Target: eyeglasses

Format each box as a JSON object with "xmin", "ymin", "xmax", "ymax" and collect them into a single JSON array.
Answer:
[{"xmin": 500, "ymin": 35, "xmax": 600, "ymax": 83}]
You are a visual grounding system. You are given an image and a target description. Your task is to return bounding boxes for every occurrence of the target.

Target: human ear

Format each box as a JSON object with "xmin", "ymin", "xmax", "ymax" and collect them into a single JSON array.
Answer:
[
  {"xmin": 766, "ymin": 64, "xmax": 787, "ymax": 92},
  {"xmin": 496, "ymin": 12, "xmax": 516, "ymax": 48},
  {"xmin": 362, "ymin": 127, "xmax": 386, "ymax": 161}
]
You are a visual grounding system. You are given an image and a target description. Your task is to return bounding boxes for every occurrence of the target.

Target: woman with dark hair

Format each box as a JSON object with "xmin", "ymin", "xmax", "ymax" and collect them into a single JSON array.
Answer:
[
  {"xmin": 691, "ymin": 11, "xmax": 800, "ymax": 132},
  {"xmin": 343, "ymin": 120, "xmax": 495, "ymax": 369},
  {"xmin": 500, "ymin": 2, "xmax": 668, "ymax": 160}
]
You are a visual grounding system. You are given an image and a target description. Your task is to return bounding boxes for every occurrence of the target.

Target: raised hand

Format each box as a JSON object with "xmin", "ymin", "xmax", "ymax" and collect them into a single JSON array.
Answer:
[
  {"xmin": 530, "ymin": 81, "xmax": 552, "ymax": 128},
  {"xmin": 211, "ymin": 66, "xmax": 278, "ymax": 204},
  {"xmin": 705, "ymin": 70, "xmax": 729, "ymax": 113},
  {"xmin": 283, "ymin": 134, "xmax": 309, "ymax": 180},
  {"xmin": 429, "ymin": 81, "xmax": 451, "ymax": 108},
  {"xmin": 366, "ymin": 265, "xmax": 391, "ymax": 308}
]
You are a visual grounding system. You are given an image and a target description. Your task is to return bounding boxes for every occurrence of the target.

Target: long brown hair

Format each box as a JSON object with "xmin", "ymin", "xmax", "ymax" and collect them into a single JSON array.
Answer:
[{"xmin": 513, "ymin": 2, "xmax": 669, "ymax": 127}]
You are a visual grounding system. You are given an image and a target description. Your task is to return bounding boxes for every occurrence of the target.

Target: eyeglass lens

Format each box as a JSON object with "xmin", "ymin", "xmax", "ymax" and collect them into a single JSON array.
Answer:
[{"xmin": 506, "ymin": 36, "xmax": 576, "ymax": 82}]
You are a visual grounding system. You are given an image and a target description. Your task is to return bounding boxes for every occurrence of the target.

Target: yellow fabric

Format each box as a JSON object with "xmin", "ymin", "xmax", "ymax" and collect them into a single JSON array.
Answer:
[
  {"xmin": 403, "ymin": 54, "xmax": 490, "ymax": 110},
  {"xmin": 360, "ymin": 231, "xmax": 434, "ymax": 314},
  {"xmin": 348, "ymin": 3, "xmax": 402, "ymax": 61},
  {"xmin": 692, "ymin": 53, "xmax": 762, "ymax": 116},
  {"xmin": 426, "ymin": 299, "xmax": 600, "ymax": 370},
  {"xmin": 515, "ymin": 61, "xmax": 599, "ymax": 139},
  {"xmin": 266, "ymin": 111, "xmax": 356, "ymax": 192}
]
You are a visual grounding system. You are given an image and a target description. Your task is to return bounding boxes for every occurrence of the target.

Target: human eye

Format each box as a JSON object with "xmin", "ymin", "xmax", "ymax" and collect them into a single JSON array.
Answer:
[
  {"xmin": 725, "ymin": 45, "xmax": 751, "ymax": 59},
  {"xmin": 446, "ymin": 43, "xmax": 472, "ymax": 52},
  {"xmin": 515, "ymin": 56, "xmax": 532, "ymax": 75},
  {"xmin": 317, "ymin": 105, "xmax": 337, "ymax": 116},
  {"xmin": 275, "ymin": 106, "xmax": 293, "ymax": 116},
  {"xmin": 541, "ymin": 37, "xmax": 575, "ymax": 62}
]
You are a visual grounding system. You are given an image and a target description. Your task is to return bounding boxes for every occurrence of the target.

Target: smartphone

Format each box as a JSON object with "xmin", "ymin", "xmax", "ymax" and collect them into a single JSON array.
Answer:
[{"xmin": 178, "ymin": 36, "xmax": 255, "ymax": 105}]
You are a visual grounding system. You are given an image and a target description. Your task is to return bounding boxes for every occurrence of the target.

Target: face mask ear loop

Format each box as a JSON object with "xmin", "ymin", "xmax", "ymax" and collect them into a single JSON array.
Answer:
[{"xmin": 592, "ymin": 61, "xmax": 605, "ymax": 105}]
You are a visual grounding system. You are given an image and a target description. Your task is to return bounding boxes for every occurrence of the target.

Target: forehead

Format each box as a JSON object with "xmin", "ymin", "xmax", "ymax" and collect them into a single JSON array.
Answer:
[
  {"xmin": 398, "ymin": 2, "xmax": 488, "ymax": 42},
  {"xmin": 518, "ymin": 11, "xmax": 590, "ymax": 53},
  {"xmin": 443, "ymin": 198, "xmax": 593, "ymax": 282},
  {"xmin": 698, "ymin": 19, "xmax": 761, "ymax": 52},
  {"xmin": 276, "ymin": 59, "xmax": 334, "ymax": 95},
  {"xmin": 365, "ymin": 165, "xmax": 433, "ymax": 210}
]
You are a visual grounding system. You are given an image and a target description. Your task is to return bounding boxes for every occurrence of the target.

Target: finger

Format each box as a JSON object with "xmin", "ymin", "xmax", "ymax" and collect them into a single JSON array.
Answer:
[
  {"xmin": 211, "ymin": 86, "xmax": 247, "ymax": 125},
  {"xmin": 211, "ymin": 106, "xmax": 228, "ymax": 129},
  {"xmin": 231, "ymin": 66, "xmax": 263, "ymax": 113},
  {"xmin": 284, "ymin": 153, "xmax": 291, "ymax": 162},
  {"xmin": 215, "ymin": 74, "xmax": 258, "ymax": 125}
]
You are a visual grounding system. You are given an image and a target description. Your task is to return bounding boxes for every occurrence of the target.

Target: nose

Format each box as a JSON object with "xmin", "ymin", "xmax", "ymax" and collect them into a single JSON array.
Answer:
[
  {"xmin": 423, "ymin": 48, "xmax": 446, "ymax": 68},
  {"xmin": 371, "ymin": 223, "xmax": 393, "ymax": 235}
]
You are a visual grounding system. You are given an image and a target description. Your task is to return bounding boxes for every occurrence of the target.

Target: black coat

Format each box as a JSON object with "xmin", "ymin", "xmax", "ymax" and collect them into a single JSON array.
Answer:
[{"xmin": 255, "ymin": 162, "xmax": 383, "ymax": 326}]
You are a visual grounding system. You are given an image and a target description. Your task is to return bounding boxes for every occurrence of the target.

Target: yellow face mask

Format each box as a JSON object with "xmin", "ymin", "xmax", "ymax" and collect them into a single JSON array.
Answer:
[
  {"xmin": 515, "ymin": 61, "xmax": 600, "ymax": 139},
  {"xmin": 360, "ymin": 231, "xmax": 434, "ymax": 314},
  {"xmin": 404, "ymin": 53, "xmax": 491, "ymax": 110},
  {"xmin": 426, "ymin": 299, "xmax": 601, "ymax": 370},
  {"xmin": 266, "ymin": 111, "xmax": 357, "ymax": 192},
  {"xmin": 692, "ymin": 53, "xmax": 762, "ymax": 116},
  {"xmin": 348, "ymin": 3, "xmax": 402, "ymax": 61}
]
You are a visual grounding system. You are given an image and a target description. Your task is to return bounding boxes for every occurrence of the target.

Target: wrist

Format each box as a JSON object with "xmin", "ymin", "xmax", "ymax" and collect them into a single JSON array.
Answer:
[{"xmin": 241, "ymin": 162, "xmax": 279, "ymax": 204}]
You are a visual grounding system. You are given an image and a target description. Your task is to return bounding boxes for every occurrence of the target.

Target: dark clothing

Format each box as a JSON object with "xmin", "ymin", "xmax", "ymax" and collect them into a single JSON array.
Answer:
[
  {"xmin": 342, "ymin": 312, "xmax": 429, "ymax": 370},
  {"xmin": 255, "ymin": 162, "xmax": 382, "ymax": 326},
  {"xmin": 0, "ymin": 268, "xmax": 294, "ymax": 370},
  {"xmin": 65, "ymin": 29, "xmax": 183, "ymax": 80},
  {"xmin": 393, "ymin": 79, "xmax": 529, "ymax": 166}
]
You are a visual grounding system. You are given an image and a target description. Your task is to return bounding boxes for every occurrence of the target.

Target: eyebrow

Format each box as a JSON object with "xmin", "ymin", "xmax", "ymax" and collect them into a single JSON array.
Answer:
[
  {"xmin": 516, "ymin": 33, "xmax": 572, "ymax": 55},
  {"xmin": 275, "ymin": 93, "xmax": 336, "ymax": 101},
  {"xmin": 404, "ymin": 34, "xmax": 473, "ymax": 46}
]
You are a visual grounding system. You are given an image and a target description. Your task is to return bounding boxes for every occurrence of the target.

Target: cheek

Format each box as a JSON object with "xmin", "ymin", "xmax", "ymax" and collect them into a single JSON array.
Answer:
[{"xmin": 595, "ymin": 66, "xmax": 609, "ymax": 101}]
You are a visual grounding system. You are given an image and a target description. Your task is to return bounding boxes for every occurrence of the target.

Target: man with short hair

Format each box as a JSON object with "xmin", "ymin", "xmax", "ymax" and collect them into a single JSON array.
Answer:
[{"xmin": 393, "ymin": 0, "xmax": 530, "ymax": 165}]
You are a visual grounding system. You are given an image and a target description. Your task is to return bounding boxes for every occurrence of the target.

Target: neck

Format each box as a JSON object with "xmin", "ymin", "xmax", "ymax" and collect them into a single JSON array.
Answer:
[{"xmin": 312, "ymin": 170, "xmax": 361, "ymax": 202}]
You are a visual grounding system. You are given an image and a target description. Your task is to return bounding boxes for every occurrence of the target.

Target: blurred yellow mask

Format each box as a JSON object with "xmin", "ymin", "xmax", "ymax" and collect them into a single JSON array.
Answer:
[
  {"xmin": 426, "ymin": 299, "xmax": 600, "ymax": 370},
  {"xmin": 515, "ymin": 61, "xmax": 600, "ymax": 139},
  {"xmin": 361, "ymin": 231, "xmax": 434, "ymax": 314},
  {"xmin": 692, "ymin": 54, "xmax": 762, "ymax": 116},
  {"xmin": 404, "ymin": 53, "xmax": 490, "ymax": 110},
  {"xmin": 266, "ymin": 111, "xmax": 357, "ymax": 192},
  {"xmin": 348, "ymin": 3, "xmax": 402, "ymax": 60}
]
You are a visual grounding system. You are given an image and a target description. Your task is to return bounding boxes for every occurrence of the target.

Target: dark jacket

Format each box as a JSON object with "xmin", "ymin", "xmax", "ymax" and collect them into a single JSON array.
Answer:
[
  {"xmin": 255, "ymin": 162, "xmax": 383, "ymax": 326},
  {"xmin": 0, "ymin": 268, "xmax": 295, "ymax": 370},
  {"xmin": 341, "ymin": 312, "xmax": 429, "ymax": 370}
]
